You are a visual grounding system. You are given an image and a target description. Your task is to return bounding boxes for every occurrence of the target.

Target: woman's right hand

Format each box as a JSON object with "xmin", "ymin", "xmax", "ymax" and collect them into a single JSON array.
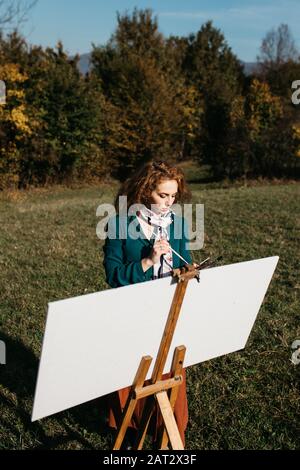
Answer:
[
  {"xmin": 149, "ymin": 239, "xmax": 171, "ymax": 265},
  {"xmin": 141, "ymin": 239, "xmax": 171, "ymax": 272}
]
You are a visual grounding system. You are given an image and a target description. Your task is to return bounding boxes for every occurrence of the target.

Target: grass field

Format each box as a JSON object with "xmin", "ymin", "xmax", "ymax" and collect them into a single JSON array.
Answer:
[{"xmin": 0, "ymin": 176, "xmax": 299, "ymax": 450}]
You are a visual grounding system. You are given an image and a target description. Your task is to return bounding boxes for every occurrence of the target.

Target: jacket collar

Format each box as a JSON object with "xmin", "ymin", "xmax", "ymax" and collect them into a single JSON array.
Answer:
[{"xmin": 128, "ymin": 213, "xmax": 175, "ymax": 247}]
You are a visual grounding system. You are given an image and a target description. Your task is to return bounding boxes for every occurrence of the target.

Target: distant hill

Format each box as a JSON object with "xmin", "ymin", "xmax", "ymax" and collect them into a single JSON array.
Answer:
[
  {"xmin": 242, "ymin": 62, "xmax": 258, "ymax": 75},
  {"xmin": 74, "ymin": 53, "xmax": 258, "ymax": 77}
]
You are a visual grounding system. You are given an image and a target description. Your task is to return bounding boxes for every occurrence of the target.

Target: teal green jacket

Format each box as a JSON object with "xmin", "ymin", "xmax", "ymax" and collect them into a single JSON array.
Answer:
[{"xmin": 103, "ymin": 214, "xmax": 192, "ymax": 288}]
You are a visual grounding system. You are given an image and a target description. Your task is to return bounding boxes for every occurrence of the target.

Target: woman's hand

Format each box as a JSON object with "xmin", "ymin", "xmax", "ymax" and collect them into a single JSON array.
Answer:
[
  {"xmin": 141, "ymin": 239, "xmax": 171, "ymax": 272},
  {"xmin": 150, "ymin": 239, "xmax": 171, "ymax": 265}
]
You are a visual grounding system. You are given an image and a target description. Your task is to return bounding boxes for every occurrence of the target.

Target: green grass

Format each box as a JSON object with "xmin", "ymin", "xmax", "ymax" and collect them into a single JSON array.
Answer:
[{"xmin": 0, "ymin": 180, "xmax": 299, "ymax": 449}]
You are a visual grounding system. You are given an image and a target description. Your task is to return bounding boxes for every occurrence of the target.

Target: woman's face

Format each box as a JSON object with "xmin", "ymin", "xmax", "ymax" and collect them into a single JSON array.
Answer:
[{"xmin": 149, "ymin": 179, "xmax": 178, "ymax": 214}]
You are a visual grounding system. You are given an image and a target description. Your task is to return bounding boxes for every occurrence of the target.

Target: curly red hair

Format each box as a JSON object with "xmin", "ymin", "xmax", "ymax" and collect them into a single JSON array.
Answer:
[{"xmin": 114, "ymin": 160, "xmax": 191, "ymax": 212}]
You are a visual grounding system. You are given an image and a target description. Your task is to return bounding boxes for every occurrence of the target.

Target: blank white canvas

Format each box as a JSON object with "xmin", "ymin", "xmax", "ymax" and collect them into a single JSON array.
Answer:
[{"xmin": 32, "ymin": 256, "xmax": 278, "ymax": 421}]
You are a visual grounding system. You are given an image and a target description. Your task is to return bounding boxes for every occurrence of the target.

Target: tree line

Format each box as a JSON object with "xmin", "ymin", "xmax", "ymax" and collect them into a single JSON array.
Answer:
[{"xmin": 0, "ymin": 8, "xmax": 300, "ymax": 189}]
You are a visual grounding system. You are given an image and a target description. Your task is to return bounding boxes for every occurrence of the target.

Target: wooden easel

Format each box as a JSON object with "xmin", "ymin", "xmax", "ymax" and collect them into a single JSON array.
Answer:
[{"xmin": 113, "ymin": 263, "xmax": 200, "ymax": 450}]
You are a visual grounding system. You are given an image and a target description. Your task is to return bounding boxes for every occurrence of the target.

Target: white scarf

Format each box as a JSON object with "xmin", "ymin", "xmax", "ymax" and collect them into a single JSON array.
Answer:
[{"xmin": 137, "ymin": 206, "xmax": 174, "ymax": 279}]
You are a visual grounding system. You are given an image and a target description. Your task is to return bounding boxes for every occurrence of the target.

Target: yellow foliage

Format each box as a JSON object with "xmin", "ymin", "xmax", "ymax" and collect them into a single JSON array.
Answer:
[
  {"xmin": 292, "ymin": 125, "xmax": 300, "ymax": 137},
  {"xmin": 0, "ymin": 63, "xmax": 28, "ymax": 83},
  {"xmin": 292, "ymin": 125, "xmax": 300, "ymax": 157},
  {"xmin": 0, "ymin": 63, "xmax": 32, "ymax": 135},
  {"xmin": 7, "ymin": 89, "xmax": 26, "ymax": 100},
  {"xmin": 11, "ymin": 105, "xmax": 32, "ymax": 134},
  {"xmin": 0, "ymin": 63, "xmax": 32, "ymax": 188},
  {"xmin": 247, "ymin": 79, "xmax": 283, "ymax": 137}
]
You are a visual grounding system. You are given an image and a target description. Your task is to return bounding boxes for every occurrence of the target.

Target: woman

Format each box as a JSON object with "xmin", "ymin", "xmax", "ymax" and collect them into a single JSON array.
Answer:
[{"xmin": 103, "ymin": 160, "xmax": 193, "ymax": 447}]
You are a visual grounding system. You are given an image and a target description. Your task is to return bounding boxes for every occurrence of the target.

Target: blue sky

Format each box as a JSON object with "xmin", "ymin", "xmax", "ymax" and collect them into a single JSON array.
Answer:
[{"xmin": 20, "ymin": 0, "xmax": 300, "ymax": 61}]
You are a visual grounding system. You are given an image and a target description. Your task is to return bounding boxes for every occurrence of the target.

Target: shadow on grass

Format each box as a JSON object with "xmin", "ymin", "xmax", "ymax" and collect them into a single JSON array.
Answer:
[{"xmin": 0, "ymin": 331, "xmax": 114, "ymax": 449}]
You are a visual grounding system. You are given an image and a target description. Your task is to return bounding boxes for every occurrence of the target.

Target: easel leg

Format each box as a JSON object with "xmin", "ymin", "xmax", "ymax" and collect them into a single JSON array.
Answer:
[
  {"xmin": 158, "ymin": 345, "xmax": 186, "ymax": 450},
  {"xmin": 113, "ymin": 356, "xmax": 152, "ymax": 450},
  {"xmin": 133, "ymin": 395, "xmax": 155, "ymax": 450},
  {"xmin": 156, "ymin": 391, "xmax": 184, "ymax": 450},
  {"xmin": 114, "ymin": 265, "xmax": 195, "ymax": 451}
]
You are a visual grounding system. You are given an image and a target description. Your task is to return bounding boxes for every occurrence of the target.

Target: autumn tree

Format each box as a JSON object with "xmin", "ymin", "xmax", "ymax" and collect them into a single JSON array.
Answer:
[
  {"xmin": 0, "ymin": 62, "xmax": 33, "ymax": 188},
  {"xmin": 217, "ymin": 79, "xmax": 299, "ymax": 178},
  {"xmin": 181, "ymin": 21, "xmax": 244, "ymax": 172},
  {"xmin": 22, "ymin": 41, "xmax": 107, "ymax": 184},
  {"xmin": 91, "ymin": 8, "xmax": 201, "ymax": 179},
  {"xmin": 257, "ymin": 24, "xmax": 299, "ymax": 72},
  {"xmin": 0, "ymin": 33, "xmax": 107, "ymax": 186},
  {"xmin": 255, "ymin": 23, "xmax": 300, "ymax": 105}
]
